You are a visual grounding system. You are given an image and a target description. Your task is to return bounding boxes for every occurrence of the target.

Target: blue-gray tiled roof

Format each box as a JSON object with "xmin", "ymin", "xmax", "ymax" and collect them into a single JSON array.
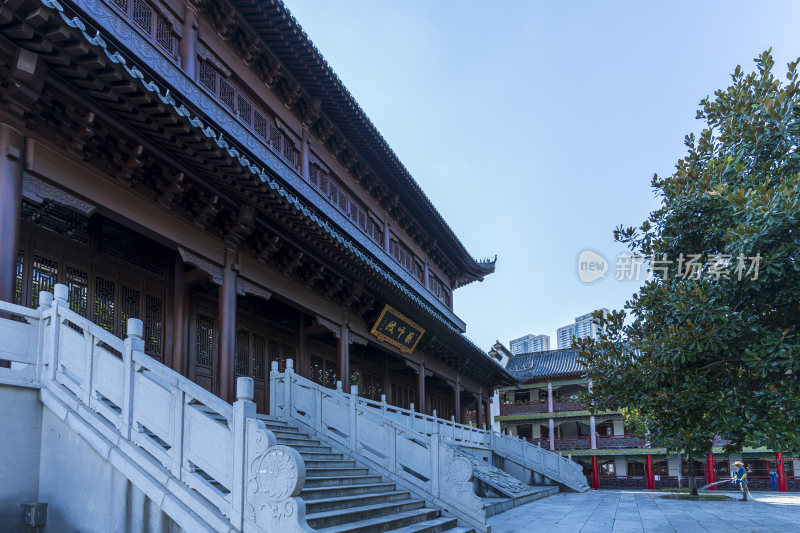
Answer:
[{"xmin": 505, "ymin": 348, "xmax": 586, "ymax": 382}]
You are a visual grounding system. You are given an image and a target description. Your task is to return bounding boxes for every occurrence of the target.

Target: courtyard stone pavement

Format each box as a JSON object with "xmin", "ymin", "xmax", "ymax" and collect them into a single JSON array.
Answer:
[{"xmin": 488, "ymin": 490, "xmax": 800, "ymax": 532}]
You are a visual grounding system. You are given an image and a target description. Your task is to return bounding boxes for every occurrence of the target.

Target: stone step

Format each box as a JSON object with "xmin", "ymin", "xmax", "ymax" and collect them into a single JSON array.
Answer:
[
  {"xmin": 306, "ymin": 467, "xmax": 371, "ymax": 478},
  {"xmin": 255, "ymin": 414, "xmax": 290, "ymax": 425},
  {"xmin": 276, "ymin": 435, "xmax": 321, "ymax": 446},
  {"xmin": 299, "ymin": 451, "xmax": 346, "ymax": 461},
  {"xmin": 305, "ymin": 475, "xmax": 384, "ymax": 488},
  {"xmin": 301, "ymin": 482, "xmax": 397, "ymax": 501},
  {"xmin": 312, "ymin": 506, "xmax": 440, "ymax": 533},
  {"xmin": 288, "ymin": 443, "xmax": 334, "ymax": 453},
  {"xmin": 305, "ymin": 490, "xmax": 410, "ymax": 514},
  {"xmin": 305, "ymin": 459, "xmax": 357, "ymax": 469},
  {"xmin": 385, "ymin": 516, "xmax": 471, "ymax": 533},
  {"xmin": 263, "ymin": 423, "xmax": 301, "ymax": 433}
]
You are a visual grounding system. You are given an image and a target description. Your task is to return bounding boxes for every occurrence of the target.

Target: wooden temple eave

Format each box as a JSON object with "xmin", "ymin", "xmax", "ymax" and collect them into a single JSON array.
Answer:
[
  {"xmin": 1, "ymin": 0, "xmax": 511, "ymax": 391},
  {"xmin": 194, "ymin": 0, "xmax": 486, "ymax": 282}
]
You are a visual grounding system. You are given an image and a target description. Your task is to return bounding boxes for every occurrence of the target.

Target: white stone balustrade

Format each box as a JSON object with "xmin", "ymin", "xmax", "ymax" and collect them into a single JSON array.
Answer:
[
  {"xmin": 0, "ymin": 286, "xmax": 311, "ymax": 532},
  {"xmin": 270, "ymin": 361, "xmax": 488, "ymax": 531},
  {"xmin": 269, "ymin": 362, "xmax": 588, "ymax": 495}
]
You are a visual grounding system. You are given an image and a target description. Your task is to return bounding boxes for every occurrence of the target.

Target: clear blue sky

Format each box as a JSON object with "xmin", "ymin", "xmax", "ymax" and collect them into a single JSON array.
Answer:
[{"xmin": 282, "ymin": 0, "xmax": 800, "ymax": 350}]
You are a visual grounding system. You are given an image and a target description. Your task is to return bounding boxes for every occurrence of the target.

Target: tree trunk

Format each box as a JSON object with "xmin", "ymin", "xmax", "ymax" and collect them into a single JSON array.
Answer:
[{"xmin": 687, "ymin": 453, "xmax": 698, "ymax": 495}]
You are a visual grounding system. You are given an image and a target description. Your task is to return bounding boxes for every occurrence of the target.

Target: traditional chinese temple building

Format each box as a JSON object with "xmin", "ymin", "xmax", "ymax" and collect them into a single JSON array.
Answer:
[
  {"xmin": 0, "ymin": 0, "xmax": 512, "ymax": 419},
  {"xmin": 497, "ymin": 347, "xmax": 800, "ymax": 491}
]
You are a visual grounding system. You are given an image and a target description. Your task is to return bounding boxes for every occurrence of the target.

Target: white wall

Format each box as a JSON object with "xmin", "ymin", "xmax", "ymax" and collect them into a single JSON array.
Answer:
[
  {"xmin": 614, "ymin": 458, "xmax": 627, "ymax": 476},
  {"xmin": 37, "ymin": 408, "xmax": 183, "ymax": 533},
  {"xmin": 612, "ymin": 420, "xmax": 624, "ymax": 436},
  {"xmin": 0, "ymin": 386, "xmax": 42, "ymax": 531}
]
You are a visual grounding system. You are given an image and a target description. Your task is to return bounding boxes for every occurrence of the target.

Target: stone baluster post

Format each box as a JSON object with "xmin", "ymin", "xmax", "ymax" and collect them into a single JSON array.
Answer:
[
  {"xmin": 269, "ymin": 360, "xmax": 279, "ymax": 415},
  {"xmin": 232, "ymin": 377, "xmax": 256, "ymax": 530},
  {"xmin": 47, "ymin": 285, "xmax": 68, "ymax": 381},
  {"xmin": 285, "ymin": 358, "xmax": 294, "ymax": 419},
  {"xmin": 430, "ymin": 423, "xmax": 440, "ymax": 498},
  {"xmin": 122, "ymin": 317, "xmax": 144, "ymax": 440},
  {"xmin": 349, "ymin": 385, "xmax": 358, "ymax": 451},
  {"xmin": 36, "ymin": 290, "xmax": 53, "ymax": 382}
]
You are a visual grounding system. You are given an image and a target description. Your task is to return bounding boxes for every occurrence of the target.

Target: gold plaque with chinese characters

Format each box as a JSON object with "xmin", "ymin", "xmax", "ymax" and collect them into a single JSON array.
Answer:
[{"xmin": 370, "ymin": 305, "xmax": 425, "ymax": 354}]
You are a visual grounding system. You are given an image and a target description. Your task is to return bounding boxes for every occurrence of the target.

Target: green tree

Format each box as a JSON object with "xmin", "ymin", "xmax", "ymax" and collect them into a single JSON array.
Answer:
[{"xmin": 577, "ymin": 51, "xmax": 800, "ymax": 495}]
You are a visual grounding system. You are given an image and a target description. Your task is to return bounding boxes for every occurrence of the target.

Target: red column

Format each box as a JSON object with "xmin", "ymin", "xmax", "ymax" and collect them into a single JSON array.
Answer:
[
  {"xmin": 592, "ymin": 455, "xmax": 600, "ymax": 490},
  {"xmin": 706, "ymin": 454, "xmax": 716, "ymax": 491},
  {"xmin": 777, "ymin": 452, "xmax": 786, "ymax": 493},
  {"xmin": 646, "ymin": 455, "xmax": 655, "ymax": 490}
]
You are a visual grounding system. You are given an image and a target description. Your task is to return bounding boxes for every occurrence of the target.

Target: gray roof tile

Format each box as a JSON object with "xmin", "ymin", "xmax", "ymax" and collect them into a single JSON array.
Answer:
[{"xmin": 505, "ymin": 348, "xmax": 586, "ymax": 382}]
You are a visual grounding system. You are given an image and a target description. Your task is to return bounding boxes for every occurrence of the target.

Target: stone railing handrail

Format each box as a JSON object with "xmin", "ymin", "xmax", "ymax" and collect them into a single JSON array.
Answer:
[
  {"xmin": 0, "ymin": 287, "xmax": 311, "ymax": 532},
  {"xmin": 0, "ymin": 300, "xmax": 43, "ymax": 388},
  {"xmin": 271, "ymin": 363, "xmax": 489, "ymax": 532}
]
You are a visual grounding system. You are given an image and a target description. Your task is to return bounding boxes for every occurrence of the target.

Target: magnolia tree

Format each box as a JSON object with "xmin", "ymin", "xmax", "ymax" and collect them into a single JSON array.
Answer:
[{"xmin": 577, "ymin": 51, "xmax": 800, "ymax": 495}]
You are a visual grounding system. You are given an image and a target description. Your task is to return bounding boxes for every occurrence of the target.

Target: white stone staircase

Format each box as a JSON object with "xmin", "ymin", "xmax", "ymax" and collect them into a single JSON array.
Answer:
[
  {"xmin": 0, "ymin": 287, "xmax": 477, "ymax": 532},
  {"xmin": 0, "ymin": 286, "xmax": 586, "ymax": 531},
  {"xmin": 258, "ymin": 415, "xmax": 471, "ymax": 533}
]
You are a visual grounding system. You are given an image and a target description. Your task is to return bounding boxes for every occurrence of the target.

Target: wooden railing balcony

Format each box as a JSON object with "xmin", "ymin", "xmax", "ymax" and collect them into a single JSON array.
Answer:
[
  {"xmin": 526, "ymin": 434, "xmax": 644, "ymax": 450},
  {"xmin": 499, "ymin": 399, "xmax": 588, "ymax": 416}
]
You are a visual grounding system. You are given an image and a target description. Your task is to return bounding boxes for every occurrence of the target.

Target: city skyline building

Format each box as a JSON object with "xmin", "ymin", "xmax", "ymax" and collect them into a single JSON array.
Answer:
[
  {"xmin": 556, "ymin": 309, "xmax": 610, "ymax": 349},
  {"xmin": 509, "ymin": 333, "xmax": 551, "ymax": 354}
]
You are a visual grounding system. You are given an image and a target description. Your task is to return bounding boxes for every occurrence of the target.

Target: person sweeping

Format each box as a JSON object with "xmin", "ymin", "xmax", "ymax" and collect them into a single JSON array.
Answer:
[{"xmin": 731, "ymin": 461, "xmax": 752, "ymax": 501}]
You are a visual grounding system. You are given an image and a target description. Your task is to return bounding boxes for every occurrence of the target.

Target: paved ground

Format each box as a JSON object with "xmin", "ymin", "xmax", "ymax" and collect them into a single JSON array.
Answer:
[{"xmin": 488, "ymin": 490, "xmax": 800, "ymax": 532}]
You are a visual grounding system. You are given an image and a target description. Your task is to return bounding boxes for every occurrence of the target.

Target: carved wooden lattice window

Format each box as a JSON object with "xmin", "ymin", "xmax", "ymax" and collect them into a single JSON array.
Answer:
[
  {"xmin": 14, "ymin": 249, "xmax": 23, "ymax": 306},
  {"xmin": 155, "ymin": 15, "xmax": 175, "ymax": 54},
  {"xmin": 112, "ymin": 0, "xmax": 178, "ymax": 56},
  {"xmin": 282, "ymin": 137, "xmax": 298, "ymax": 167},
  {"xmin": 254, "ymin": 111, "xmax": 269, "ymax": 139},
  {"xmin": 235, "ymin": 328, "xmax": 250, "ymax": 376},
  {"xmin": 94, "ymin": 277, "xmax": 116, "ymax": 333},
  {"xmin": 119, "ymin": 285, "xmax": 140, "ymax": 339},
  {"xmin": 392, "ymin": 382, "xmax": 414, "ymax": 410},
  {"xmin": 66, "ymin": 266, "xmax": 89, "ymax": 317},
  {"xmin": 199, "ymin": 60, "xmax": 218, "ymax": 92},
  {"xmin": 195, "ymin": 314, "xmax": 214, "ymax": 367},
  {"xmin": 310, "ymin": 355, "xmax": 337, "ymax": 389},
  {"xmin": 31, "ymin": 254, "xmax": 58, "ymax": 309},
  {"xmin": 253, "ymin": 334, "xmax": 266, "ymax": 380},
  {"xmin": 237, "ymin": 94, "xmax": 252, "ymax": 125},
  {"xmin": 269, "ymin": 124, "xmax": 282, "ymax": 152},
  {"xmin": 132, "ymin": 0, "xmax": 153, "ymax": 33},
  {"xmin": 100, "ymin": 219, "xmax": 168, "ymax": 278},
  {"xmin": 144, "ymin": 294, "xmax": 163, "ymax": 359},
  {"xmin": 219, "ymin": 79, "xmax": 235, "ymax": 109},
  {"xmin": 268, "ymin": 339, "xmax": 280, "ymax": 371}
]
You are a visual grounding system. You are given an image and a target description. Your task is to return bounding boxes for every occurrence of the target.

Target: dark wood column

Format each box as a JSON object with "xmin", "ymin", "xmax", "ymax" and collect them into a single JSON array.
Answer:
[
  {"xmin": 337, "ymin": 317, "xmax": 349, "ymax": 390},
  {"xmin": 0, "ymin": 124, "xmax": 23, "ymax": 305},
  {"xmin": 179, "ymin": 2, "xmax": 199, "ymax": 79},
  {"xmin": 383, "ymin": 353, "xmax": 392, "ymax": 403},
  {"xmin": 454, "ymin": 377, "xmax": 461, "ymax": 424},
  {"xmin": 417, "ymin": 364, "xmax": 426, "ymax": 414},
  {"xmin": 297, "ymin": 318, "xmax": 309, "ymax": 377},
  {"xmin": 171, "ymin": 256, "xmax": 189, "ymax": 376},
  {"xmin": 485, "ymin": 397, "xmax": 492, "ymax": 429},
  {"xmin": 477, "ymin": 391, "xmax": 484, "ymax": 428},
  {"xmin": 217, "ymin": 248, "xmax": 237, "ymax": 403}
]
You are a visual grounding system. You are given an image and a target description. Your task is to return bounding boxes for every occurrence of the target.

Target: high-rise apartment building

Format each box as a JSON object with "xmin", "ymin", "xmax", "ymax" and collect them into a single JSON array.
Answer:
[
  {"xmin": 556, "ymin": 309, "xmax": 609, "ymax": 349},
  {"xmin": 509, "ymin": 334, "xmax": 551, "ymax": 354}
]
